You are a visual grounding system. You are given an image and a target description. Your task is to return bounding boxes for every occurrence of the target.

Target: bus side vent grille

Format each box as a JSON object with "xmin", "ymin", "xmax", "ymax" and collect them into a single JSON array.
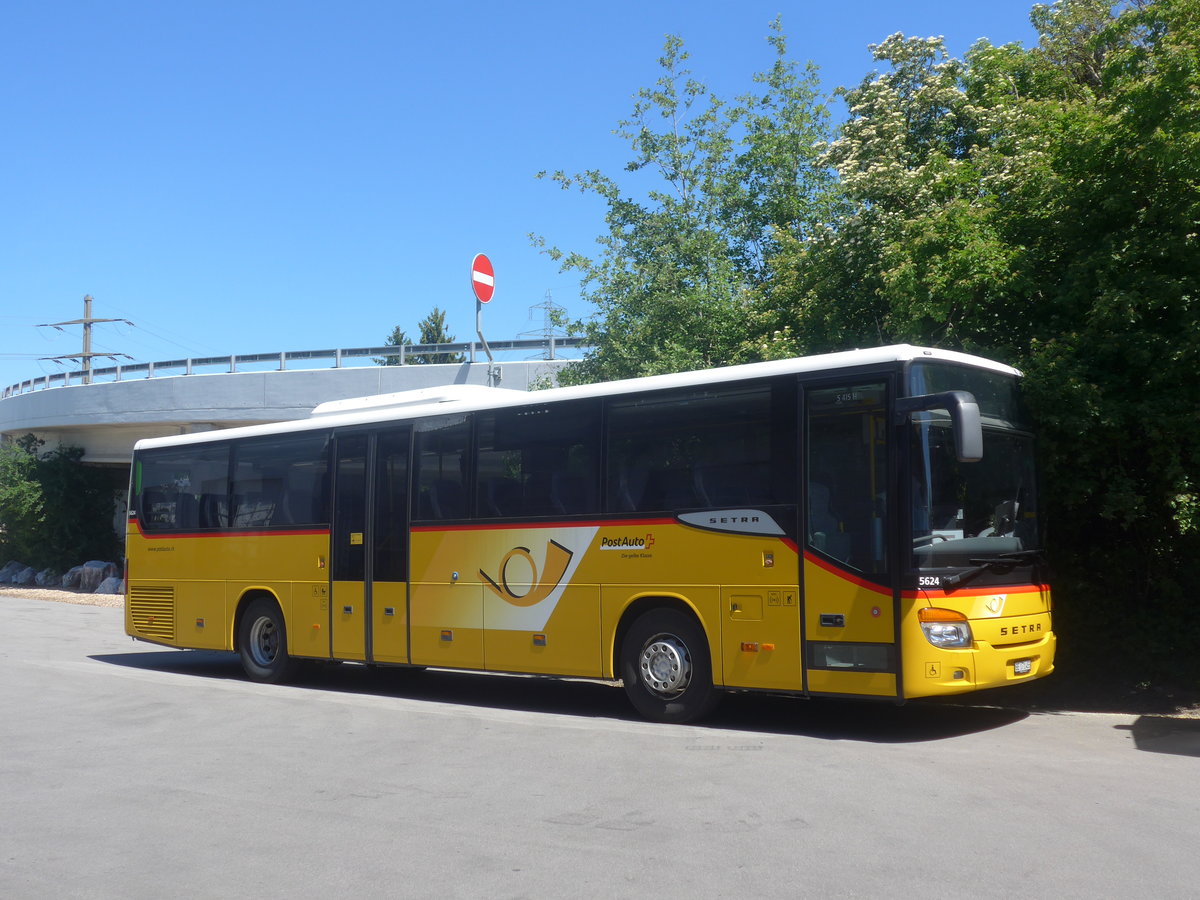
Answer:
[{"xmin": 129, "ymin": 586, "xmax": 176, "ymax": 641}]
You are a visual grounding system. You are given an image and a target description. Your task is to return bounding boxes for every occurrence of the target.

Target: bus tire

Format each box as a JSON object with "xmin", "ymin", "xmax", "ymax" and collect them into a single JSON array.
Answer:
[
  {"xmin": 237, "ymin": 597, "xmax": 298, "ymax": 684},
  {"xmin": 620, "ymin": 608, "xmax": 719, "ymax": 723}
]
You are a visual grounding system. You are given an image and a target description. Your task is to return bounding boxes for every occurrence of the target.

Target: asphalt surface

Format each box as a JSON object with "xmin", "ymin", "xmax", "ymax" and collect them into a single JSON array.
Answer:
[{"xmin": 2, "ymin": 596, "xmax": 1199, "ymax": 898}]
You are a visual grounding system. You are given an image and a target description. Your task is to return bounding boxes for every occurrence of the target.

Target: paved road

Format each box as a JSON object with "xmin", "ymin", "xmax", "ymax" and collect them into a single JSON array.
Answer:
[{"xmin": 2, "ymin": 596, "xmax": 1198, "ymax": 899}]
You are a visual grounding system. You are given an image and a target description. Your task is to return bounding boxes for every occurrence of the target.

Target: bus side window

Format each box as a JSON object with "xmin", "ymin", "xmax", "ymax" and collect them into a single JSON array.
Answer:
[
  {"xmin": 137, "ymin": 441, "xmax": 231, "ymax": 532},
  {"xmin": 230, "ymin": 434, "xmax": 330, "ymax": 529},
  {"xmin": 606, "ymin": 381, "xmax": 790, "ymax": 514},
  {"xmin": 415, "ymin": 415, "xmax": 471, "ymax": 520},
  {"xmin": 474, "ymin": 401, "xmax": 600, "ymax": 519},
  {"xmin": 373, "ymin": 428, "xmax": 410, "ymax": 582}
]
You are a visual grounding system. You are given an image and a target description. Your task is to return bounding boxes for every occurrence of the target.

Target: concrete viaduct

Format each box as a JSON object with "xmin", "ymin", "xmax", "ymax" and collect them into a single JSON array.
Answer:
[{"xmin": 0, "ymin": 339, "xmax": 581, "ymax": 466}]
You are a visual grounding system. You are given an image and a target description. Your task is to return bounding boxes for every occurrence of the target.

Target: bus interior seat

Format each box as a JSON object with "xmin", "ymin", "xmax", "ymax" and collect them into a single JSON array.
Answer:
[
  {"xmin": 522, "ymin": 471, "xmax": 555, "ymax": 516},
  {"xmin": 612, "ymin": 468, "xmax": 647, "ymax": 512},
  {"xmin": 484, "ymin": 478, "xmax": 522, "ymax": 517},
  {"xmin": 175, "ymin": 492, "xmax": 199, "ymax": 529},
  {"xmin": 278, "ymin": 470, "xmax": 313, "ymax": 525},
  {"xmin": 198, "ymin": 493, "xmax": 226, "ymax": 528},
  {"xmin": 141, "ymin": 490, "xmax": 174, "ymax": 527},
  {"xmin": 551, "ymin": 473, "xmax": 594, "ymax": 515},
  {"xmin": 980, "ymin": 500, "xmax": 1019, "ymax": 537},
  {"xmin": 426, "ymin": 479, "xmax": 465, "ymax": 519}
]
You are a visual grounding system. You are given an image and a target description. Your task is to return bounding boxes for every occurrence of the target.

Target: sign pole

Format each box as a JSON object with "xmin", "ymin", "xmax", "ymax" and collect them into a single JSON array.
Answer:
[
  {"xmin": 476, "ymin": 297, "xmax": 492, "ymax": 365},
  {"xmin": 470, "ymin": 253, "xmax": 499, "ymax": 385}
]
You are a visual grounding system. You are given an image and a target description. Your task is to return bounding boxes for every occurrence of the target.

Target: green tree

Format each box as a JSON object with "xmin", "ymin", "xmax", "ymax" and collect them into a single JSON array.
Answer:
[
  {"xmin": 374, "ymin": 325, "xmax": 411, "ymax": 366},
  {"xmin": 37, "ymin": 444, "xmax": 122, "ymax": 567},
  {"xmin": 375, "ymin": 307, "xmax": 465, "ymax": 365},
  {"xmin": 771, "ymin": 0, "xmax": 1200, "ymax": 684},
  {"xmin": 0, "ymin": 435, "xmax": 45, "ymax": 564},
  {"xmin": 413, "ymin": 307, "xmax": 465, "ymax": 364},
  {"xmin": 536, "ymin": 21, "xmax": 838, "ymax": 383},
  {"xmin": 0, "ymin": 435, "xmax": 119, "ymax": 571}
]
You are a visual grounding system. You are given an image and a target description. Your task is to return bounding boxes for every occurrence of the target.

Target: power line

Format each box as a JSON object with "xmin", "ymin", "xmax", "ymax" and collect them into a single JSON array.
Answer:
[
  {"xmin": 96, "ymin": 301, "xmax": 222, "ymax": 357},
  {"xmin": 519, "ymin": 291, "xmax": 569, "ymax": 360},
  {"xmin": 37, "ymin": 295, "xmax": 134, "ymax": 383}
]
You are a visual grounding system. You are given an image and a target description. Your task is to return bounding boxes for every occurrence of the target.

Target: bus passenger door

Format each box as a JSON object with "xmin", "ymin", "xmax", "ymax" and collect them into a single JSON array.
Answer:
[
  {"xmin": 330, "ymin": 428, "xmax": 412, "ymax": 665},
  {"xmin": 331, "ymin": 433, "xmax": 369, "ymax": 661},
  {"xmin": 802, "ymin": 382, "xmax": 898, "ymax": 698},
  {"xmin": 370, "ymin": 428, "xmax": 411, "ymax": 664}
]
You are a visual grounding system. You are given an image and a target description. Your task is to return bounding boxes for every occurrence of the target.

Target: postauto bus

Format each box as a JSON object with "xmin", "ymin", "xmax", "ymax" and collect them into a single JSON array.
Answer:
[{"xmin": 126, "ymin": 345, "xmax": 1054, "ymax": 722}]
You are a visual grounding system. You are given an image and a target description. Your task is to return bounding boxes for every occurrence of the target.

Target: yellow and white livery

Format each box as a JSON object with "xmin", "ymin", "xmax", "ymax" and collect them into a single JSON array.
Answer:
[{"xmin": 126, "ymin": 346, "xmax": 1055, "ymax": 722}]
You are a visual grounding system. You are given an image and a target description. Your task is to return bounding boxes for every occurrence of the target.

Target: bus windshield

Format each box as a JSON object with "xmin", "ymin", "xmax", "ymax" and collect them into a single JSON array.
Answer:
[{"xmin": 908, "ymin": 363, "xmax": 1039, "ymax": 570}]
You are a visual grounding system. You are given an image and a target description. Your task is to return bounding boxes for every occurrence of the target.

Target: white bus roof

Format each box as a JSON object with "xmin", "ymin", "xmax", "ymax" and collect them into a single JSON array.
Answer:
[{"xmin": 133, "ymin": 345, "xmax": 1020, "ymax": 451}]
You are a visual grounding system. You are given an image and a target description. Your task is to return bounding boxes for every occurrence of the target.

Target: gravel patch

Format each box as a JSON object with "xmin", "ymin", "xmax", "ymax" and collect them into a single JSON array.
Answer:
[{"xmin": 0, "ymin": 586, "xmax": 124, "ymax": 608}]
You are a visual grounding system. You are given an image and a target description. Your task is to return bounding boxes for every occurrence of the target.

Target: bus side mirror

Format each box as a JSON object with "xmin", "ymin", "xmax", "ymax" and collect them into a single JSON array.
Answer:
[{"xmin": 895, "ymin": 391, "xmax": 983, "ymax": 462}]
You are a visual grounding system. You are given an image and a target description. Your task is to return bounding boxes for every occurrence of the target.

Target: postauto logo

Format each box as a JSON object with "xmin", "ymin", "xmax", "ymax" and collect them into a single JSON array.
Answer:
[{"xmin": 599, "ymin": 533, "xmax": 655, "ymax": 550}]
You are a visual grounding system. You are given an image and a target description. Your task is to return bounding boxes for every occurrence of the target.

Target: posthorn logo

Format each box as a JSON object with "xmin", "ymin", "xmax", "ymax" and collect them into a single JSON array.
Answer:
[{"xmin": 480, "ymin": 540, "xmax": 574, "ymax": 607}]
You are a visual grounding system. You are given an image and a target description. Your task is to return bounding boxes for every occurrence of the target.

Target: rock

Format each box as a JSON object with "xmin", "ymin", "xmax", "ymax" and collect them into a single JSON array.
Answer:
[
  {"xmin": 0, "ymin": 561, "xmax": 26, "ymax": 583},
  {"xmin": 62, "ymin": 566, "xmax": 83, "ymax": 589},
  {"xmin": 77, "ymin": 561, "xmax": 118, "ymax": 593},
  {"xmin": 12, "ymin": 566, "xmax": 37, "ymax": 585},
  {"xmin": 95, "ymin": 576, "xmax": 124, "ymax": 595},
  {"xmin": 35, "ymin": 569, "xmax": 61, "ymax": 587}
]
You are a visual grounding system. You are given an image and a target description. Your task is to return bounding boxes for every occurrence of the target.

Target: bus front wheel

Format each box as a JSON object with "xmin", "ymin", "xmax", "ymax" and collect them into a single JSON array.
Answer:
[
  {"xmin": 237, "ymin": 597, "xmax": 298, "ymax": 684},
  {"xmin": 620, "ymin": 608, "xmax": 719, "ymax": 724}
]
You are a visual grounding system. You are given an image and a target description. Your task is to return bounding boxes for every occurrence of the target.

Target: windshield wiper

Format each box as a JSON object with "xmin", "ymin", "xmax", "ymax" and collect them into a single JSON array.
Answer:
[{"xmin": 942, "ymin": 549, "xmax": 1044, "ymax": 590}]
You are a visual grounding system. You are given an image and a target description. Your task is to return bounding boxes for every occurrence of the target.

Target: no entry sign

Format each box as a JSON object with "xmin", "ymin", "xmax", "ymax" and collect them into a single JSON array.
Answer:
[{"xmin": 471, "ymin": 253, "xmax": 495, "ymax": 303}]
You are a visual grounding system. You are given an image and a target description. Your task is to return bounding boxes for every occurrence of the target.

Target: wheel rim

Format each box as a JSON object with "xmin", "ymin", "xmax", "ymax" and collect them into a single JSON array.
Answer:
[
  {"xmin": 638, "ymin": 633, "xmax": 692, "ymax": 698},
  {"xmin": 248, "ymin": 615, "xmax": 279, "ymax": 667}
]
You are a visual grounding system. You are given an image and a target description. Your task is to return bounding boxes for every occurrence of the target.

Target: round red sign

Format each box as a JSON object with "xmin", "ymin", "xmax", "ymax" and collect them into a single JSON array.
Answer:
[{"xmin": 471, "ymin": 253, "xmax": 495, "ymax": 303}]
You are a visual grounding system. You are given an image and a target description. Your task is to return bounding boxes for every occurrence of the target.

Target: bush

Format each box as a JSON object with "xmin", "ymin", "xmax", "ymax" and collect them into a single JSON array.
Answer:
[{"xmin": 0, "ymin": 435, "xmax": 121, "ymax": 572}]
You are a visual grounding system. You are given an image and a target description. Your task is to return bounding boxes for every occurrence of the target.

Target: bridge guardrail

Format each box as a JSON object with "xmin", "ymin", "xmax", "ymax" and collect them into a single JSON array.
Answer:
[{"xmin": 2, "ymin": 337, "xmax": 587, "ymax": 399}]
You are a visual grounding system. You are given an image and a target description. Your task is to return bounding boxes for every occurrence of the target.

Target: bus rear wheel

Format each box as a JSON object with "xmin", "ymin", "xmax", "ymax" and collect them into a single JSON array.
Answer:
[
  {"xmin": 620, "ymin": 608, "xmax": 719, "ymax": 723},
  {"xmin": 238, "ymin": 597, "xmax": 298, "ymax": 684}
]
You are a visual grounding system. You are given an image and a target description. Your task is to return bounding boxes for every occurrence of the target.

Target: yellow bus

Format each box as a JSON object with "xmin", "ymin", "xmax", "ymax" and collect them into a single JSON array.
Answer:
[{"xmin": 125, "ymin": 345, "xmax": 1054, "ymax": 722}]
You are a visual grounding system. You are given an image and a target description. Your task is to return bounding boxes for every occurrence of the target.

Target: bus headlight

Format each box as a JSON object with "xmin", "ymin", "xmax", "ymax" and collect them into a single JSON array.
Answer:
[{"xmin": 918, "ymin": 607, "xmax": 972, "ymax": 648}]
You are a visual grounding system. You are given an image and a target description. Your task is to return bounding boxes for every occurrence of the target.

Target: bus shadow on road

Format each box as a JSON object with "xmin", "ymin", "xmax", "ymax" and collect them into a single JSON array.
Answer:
[
  {"xmin": 91, "ymin": 648, "xmax": 1027, "ymax": 743},
  {"xmin": 92, "ymin": 648, "xmax": 244, "ymax": 679}
]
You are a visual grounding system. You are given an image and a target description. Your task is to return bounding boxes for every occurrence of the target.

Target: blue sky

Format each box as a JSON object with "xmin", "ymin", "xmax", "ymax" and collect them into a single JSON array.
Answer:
[{"xmin": 1, "ymin": 1, "xmax": 1041, "ymax": 390}]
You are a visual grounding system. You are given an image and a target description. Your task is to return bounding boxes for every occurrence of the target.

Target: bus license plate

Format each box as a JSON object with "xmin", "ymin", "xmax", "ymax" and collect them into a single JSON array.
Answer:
[{"xmin": 1013, "ymin": 658, "xmax": 1032, "ymax": 675}]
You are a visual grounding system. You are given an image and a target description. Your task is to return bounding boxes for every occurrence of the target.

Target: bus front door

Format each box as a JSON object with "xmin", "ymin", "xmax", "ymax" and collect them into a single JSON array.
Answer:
[
  {"xmin": 330, "ymin": 428, "xmax": 411, "ymax": 664},
  {"xmin": 802, "ymin": 382, "xmax": 898, "ymax": 698}
]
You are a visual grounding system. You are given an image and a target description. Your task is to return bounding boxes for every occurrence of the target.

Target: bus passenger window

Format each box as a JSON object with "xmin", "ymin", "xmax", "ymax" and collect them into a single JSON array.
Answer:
[
  {"xmin": 474, "ymin": 401, "xmax": 600, "ymax": 519},
  {"xmin": 606, "ymin": 381, "xmax": 793, "ymax": 514},
  {"xmin": 415, "ymin": 415, "xmax": 470, "ymax": 520},
  {"xmin": 373, "ymin": 428, "xmax": 410, "ymax": 582},
  {"xmin": 137, "ymin": 441, "xmax": 230, "ymax": 533},
  {"xmin": 231, "ymin": 433, "xmax": 330, "ymax": 528}
]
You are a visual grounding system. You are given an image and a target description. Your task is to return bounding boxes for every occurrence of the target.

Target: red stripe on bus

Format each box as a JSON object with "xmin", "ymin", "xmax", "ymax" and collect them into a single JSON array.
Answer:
[
  {"xmin": 133, "ymin": 522, "xmax": 329, "ymax": 539},
  {"xmin": 411, "ymin": 517, "xmax": 679, "ymax": 534},
  {"xmin": 906, "ymin": 583, "xmax": 1051, "ymax": 600},
  {"xmin": 802, "ymin": 551, "xmax": 892, "ymax": 597}
]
